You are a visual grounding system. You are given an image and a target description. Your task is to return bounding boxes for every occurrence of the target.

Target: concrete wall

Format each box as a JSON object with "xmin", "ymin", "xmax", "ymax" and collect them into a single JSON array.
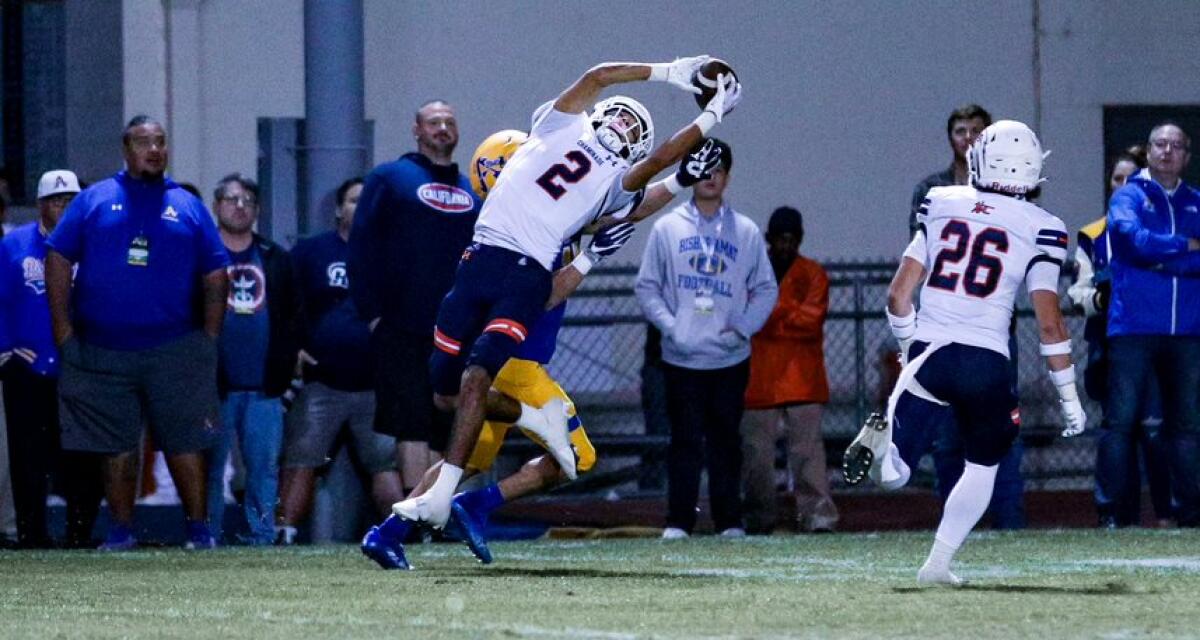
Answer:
[{"xmin": 97, "ymin": 0, "xmax": 1200, "ymax": 258}]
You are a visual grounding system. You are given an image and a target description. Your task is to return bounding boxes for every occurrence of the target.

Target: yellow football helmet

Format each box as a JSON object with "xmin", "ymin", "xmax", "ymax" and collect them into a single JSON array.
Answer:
[{"xmin": 469, "ymin": 129, "xmax": 528, "ymax": 200}]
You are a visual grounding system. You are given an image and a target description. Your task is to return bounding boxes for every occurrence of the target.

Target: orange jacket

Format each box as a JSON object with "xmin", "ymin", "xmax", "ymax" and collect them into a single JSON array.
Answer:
[{"xmin": 744, "ymin": 255, "xmax": 829, "ymax": 408}]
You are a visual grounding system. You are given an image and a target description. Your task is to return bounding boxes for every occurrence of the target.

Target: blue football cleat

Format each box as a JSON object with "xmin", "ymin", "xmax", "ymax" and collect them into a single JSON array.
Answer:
[
  {"xmin": 446, "ymin": 498, "xmax": 493, "ymax": 564},
  {"xmin": 360, "ymin": 526, "xmax": 411, "ymax": 570}
]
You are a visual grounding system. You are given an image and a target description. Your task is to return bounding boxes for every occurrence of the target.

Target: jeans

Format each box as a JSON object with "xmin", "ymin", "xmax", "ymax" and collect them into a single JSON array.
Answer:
[
  {"xmin": 1100, "ymin": 335, "xmax": 1200, "ymax": 526},
  {"xmin": 207, "ymin": 391, "xmax": 284, "ymax": 544}
]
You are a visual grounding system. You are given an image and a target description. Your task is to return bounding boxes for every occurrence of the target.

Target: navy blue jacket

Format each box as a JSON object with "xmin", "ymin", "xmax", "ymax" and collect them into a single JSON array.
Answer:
[
  {"xmin": 1107, "ymin": 169, "xmax": 1200, "ymax": 337},
  {"xmin": 0, "ymin": 223, "xmax": 60, "ymax": 376},
  {"xmin": 291, "ymin": 231, "xmax": 373, "ymax": 391},
  {"xmin": 348, "ymin": 153, "xmax": 479, "ymax": 337}
]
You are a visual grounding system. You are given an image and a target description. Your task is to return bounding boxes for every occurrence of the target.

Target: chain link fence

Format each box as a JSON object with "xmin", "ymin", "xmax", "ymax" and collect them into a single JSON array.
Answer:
[{"xmin": 511, "ymin": 259, "xmax": 1099, "ymax": 495}]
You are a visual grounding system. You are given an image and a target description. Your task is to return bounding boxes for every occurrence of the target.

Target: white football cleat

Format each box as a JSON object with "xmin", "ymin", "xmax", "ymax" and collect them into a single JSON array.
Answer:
[
  {"xmin": 392, "ymin": 493, "xmax": 450, "ymax": 530},
  {"xmin": 917, "ymin": 566, "xmax": 964, "ymax": 586},
  {"xmin": 842, "ymin": 412, "xmax": 891, "ymax": 485},
  {"xmin": 516, "ymin": 398, "xmax": 577, "ymax": 481},
  {"xmin": 661, "ymin": 527, "xmax": 689, "ymax": 540}
]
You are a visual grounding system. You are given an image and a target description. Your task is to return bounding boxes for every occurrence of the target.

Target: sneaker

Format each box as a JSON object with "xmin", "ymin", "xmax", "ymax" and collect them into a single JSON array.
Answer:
[
  {"xmin": 842, "ymin": 412, "xmax": 890, "ymax": 485},
  {"xmin": 392, "ymin": 493, "xmax": 450, "ymax": 529},
  {"xmin": 445, "ymin": 498, "xmax": 493, "ymax": 564},
  {"xmin": 98, "ymin": 528, "xmax": 137, "ymax": 552},
  {"xmin": 718, "ymin": 527, "xmax": 747, "ymax": 538},
  {"xmin": 275, "ymin": 526, "xmax": 298, "ymax": 546},
  {"xmin": 661, "ymin": 527, "xmax": 689, "ymax": 540},
  {"xmin": 183, "ymin": 521, "xmax": 217, "ymax": 550},
  {"xmin": 516, "ymin": 398, "xmax": 577, "ymax": 480},
  {"xmin": 360, "ymin": 526, "xmax": 411, "ymax": 570}
]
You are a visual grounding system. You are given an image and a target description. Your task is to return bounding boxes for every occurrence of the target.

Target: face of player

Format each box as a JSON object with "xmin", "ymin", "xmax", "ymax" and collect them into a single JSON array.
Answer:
[
  {"xmin": 214, "ymin": 181, "xmax": 259, "ymax": 235},
  {"xmin": 949, "ymin": 116, "xmax": 988, "ymax": 163},
  {"xmin": 123, "ymin": 123, "xmax": 168, "ymax": 180},
  {"xmin": 1147, "ymin": 125, "xmax": 1191, "ymax": 185},
  {"xmin": 37, "ymin": 193, "xmax": 76, "ymax": 232},
  {"xmin": 1109, "ymin": 159, "xmax": 1139, "ymax": 194},
  {"xmin": 693, "ymin": 165, "xmax": 729, "ymax": 203},
  {"xmin": 336, "ymin": 182, "xmax": 363, "ymax": 231},
  {"xmin": 609, "ymin": 111, "xmax": 642, "ymax": 153},
  {"xmin": 414, "ymin": 103, "xmax": 459, "ymax": 160}
]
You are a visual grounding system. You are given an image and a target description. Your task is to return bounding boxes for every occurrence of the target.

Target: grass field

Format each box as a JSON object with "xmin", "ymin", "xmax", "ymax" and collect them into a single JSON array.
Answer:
[{"xmin": 2, "ymin": 529, "xmax": 1197, "ymax": 639}]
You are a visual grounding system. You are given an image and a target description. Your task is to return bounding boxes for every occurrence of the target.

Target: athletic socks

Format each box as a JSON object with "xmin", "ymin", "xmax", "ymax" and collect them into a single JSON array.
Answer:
[
  {"xmin": 457, "ymin": 483, "xmax": 505, "ymax": 522},
  {"xmin": 918, "ymin": 461, "xmax": 998, "ymax": 585}
]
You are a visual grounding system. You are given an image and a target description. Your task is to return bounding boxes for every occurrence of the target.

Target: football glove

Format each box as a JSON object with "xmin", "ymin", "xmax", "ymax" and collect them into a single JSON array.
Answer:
[
  {"xmin": 587, "ymin": 222, "xmax": 636, "ymax": 260},
  {"xmin": 649, "ymin": 56, "xmax": 709, "ymax": 95},
  {"xmin": 677, "ymin": 139, "xmax": 723, "ymax": 187},
  {"xmin": 704, "ymin": 74, "xmax": 742, "ymax": 122},
  {"xmin": 1050, "ymin": 365, "xmax": 1087, "ymax": 437}
]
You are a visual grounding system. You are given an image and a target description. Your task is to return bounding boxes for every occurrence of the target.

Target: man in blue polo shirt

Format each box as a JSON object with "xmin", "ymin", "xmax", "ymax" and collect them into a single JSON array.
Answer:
[
  {"xmin": 0, "ymin": 170, "xmax": 104, "ymax": 548},
  {"xmin": 45, "ymin": 116, "xmax": 230, "ymax": 550}
]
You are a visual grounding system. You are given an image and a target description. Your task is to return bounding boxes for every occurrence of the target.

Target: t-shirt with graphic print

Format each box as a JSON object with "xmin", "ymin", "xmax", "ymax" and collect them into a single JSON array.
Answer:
[{"xmin": 220, "ymin": 244, "xmax": 271, "ymax": 390}]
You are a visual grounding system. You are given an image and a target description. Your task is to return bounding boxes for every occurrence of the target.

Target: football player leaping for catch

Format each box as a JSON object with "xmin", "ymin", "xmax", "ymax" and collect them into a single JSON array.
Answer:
[
  {"xmin": 843, "ymin": 120, "xmax": 1087, "ymax": 585},
  {"xmin": 360, "ymin": 56, "xmax": 740, "ymax": 569}
]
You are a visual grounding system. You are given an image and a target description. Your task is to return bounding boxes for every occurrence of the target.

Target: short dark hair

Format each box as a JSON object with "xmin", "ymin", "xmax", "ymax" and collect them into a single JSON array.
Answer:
[
  {"xmin": 122, "ymin": 114, "xmax": 164, "ymax": 145},
  {"xmin": 706, "ymin": 137, "xmax": 733, "ymax": 172},
  {"xmin": 177, "ymin": 182, "xmax": 203, "ymax": 199},
  {"xmin": 335, "ymin": 176, "xmax": 364, "ymax": 207},
  {"xmin": 415, "ymin": 99, "xmax": 451, "ymax": 123},
  {"xmin": 1149, "ymin": 121, "xmax": 1192, "ymax": 148},
  {"xmin": 945, "ymin": 104, "xmax": 993, "ymax": 139},
  {"xmin": 213, "ymin": 172, "xmax": 259, "ymax": 202}
]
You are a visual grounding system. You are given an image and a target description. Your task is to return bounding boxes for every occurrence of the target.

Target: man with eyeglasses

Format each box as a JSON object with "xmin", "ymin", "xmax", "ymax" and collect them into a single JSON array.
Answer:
[
  {"xmin": 1105, "ymin": 121, "xmax": 1200, "ymax": 527},
  {"xmin": 205, "ymin": 173, "xmax": 298, "ymax": 545},
  {"xmin": 45, "ymin": 115, "xmax": 229, "ymax": 550}
]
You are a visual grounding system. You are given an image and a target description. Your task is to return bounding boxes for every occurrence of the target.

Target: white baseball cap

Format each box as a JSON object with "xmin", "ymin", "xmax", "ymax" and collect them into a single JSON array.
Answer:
[{"xmin": 37, "ymin": 170, "xmax": 81, "ymax": 199}]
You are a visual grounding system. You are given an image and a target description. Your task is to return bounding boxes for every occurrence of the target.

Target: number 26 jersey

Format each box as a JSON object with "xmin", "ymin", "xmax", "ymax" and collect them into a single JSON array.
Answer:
[
  {"xmin": 905, "ymin": 185, "xmax": 1068, "ymax": 356},
  {"xmin": 473, "ymin": 103, "xmax": 640, "ymax": 271}
]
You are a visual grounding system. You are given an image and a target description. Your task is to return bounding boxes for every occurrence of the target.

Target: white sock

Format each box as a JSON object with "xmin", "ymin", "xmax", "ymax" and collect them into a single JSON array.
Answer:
[
  {"xmin": 925, "ymin": 461, "xmax": 998, "ymax": 569},
  {"xmin": 426, "ymin": 463, "xmax": 464, "ymax": 509}
]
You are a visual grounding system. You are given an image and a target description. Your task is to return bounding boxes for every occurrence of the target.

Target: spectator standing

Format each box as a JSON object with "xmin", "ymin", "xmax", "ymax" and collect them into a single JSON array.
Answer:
[
  {"xmin": 901, "ymin": 104, "xmax": 1026, "ymax": 529},
  {"xmin": 636, "ymin": 138, "xmax": 778, "ymax": 538},
  {"xmin": 205, "ymin": 173, "xmax": 298, "ymax": 545},
  {"xmin": 276, "ymin": 178, "xmax": 403, "ymax": 544},
  {"xmin": 0, "ymin": 170, "xmax": 103, "ymax": 548},
  {"xmin": 741, "ymin": 207, "xmax": 837, "ymax": 534},
  {"xmin": 348, "ymin": 100, "xmax": 480, "ymax": 494},
  {"xmin": 45, "ymin": 116, "xmax": 227, "ymax": 550},
  {"xmin": 1069, "ymin": 146, "xmax": 1174, "ymax": 527},
  {"xmin": 1104, "ymin": 122, "xmax": 1200, "ymax": 527}
]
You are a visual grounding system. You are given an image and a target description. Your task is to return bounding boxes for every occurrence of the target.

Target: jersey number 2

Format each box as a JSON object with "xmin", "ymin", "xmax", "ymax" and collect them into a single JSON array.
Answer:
[
  {"xmin": 927, "ymin": 220, "xmax": 1009, "ymax": 297},
  {"xmin": 536, "ymin": 150, "xmax": 592, "ymax": 200}
]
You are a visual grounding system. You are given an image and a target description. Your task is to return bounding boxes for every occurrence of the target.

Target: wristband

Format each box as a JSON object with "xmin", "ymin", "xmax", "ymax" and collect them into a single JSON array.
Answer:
[
  {"xmin": 885, "ymin": 306, "xmax": 917, "ymax": 341},
  {"xmin": 663, "ymin": 174, "xmax": 684, "ymax": 196},
  {"xmin": 693, "ymin": 110, "xmax": 718, "ymax": 136},
  {"xmin": 1039, "ymin": 340, "xmax": 1071, "ymax": 356},
  {"xmin": 570, "ymin": 251, "xmax": 596, "ymax": 276},
  {"xmin": 648, "ymin": 63, "xmax": 669, "ymax": 82}
]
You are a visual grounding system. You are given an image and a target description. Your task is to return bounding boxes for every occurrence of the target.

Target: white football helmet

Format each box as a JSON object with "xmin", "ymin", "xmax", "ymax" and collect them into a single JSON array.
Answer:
[
  {"xmin": 968, "ymin": 120, "xmax": 1048, "ymax": 195},
  {"xmin": 590, "ymin": 96, "xmax": 654, "ymax": 163}
]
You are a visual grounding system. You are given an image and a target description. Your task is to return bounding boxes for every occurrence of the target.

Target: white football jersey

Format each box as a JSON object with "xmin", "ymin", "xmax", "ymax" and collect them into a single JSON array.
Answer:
[
  {"xmin": 905, "ymin": 185, "xmax": 1068, "ymax": 356},
  {"xmin": 473, "ymin": 104, "xmax": 640, "ymax": 270}
]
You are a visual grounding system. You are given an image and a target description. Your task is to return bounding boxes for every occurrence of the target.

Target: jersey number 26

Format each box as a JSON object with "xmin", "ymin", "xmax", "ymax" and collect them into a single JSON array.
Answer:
[{"xmin": 927, "ymin": 220, "xmax": 1008, "ymax": 298}]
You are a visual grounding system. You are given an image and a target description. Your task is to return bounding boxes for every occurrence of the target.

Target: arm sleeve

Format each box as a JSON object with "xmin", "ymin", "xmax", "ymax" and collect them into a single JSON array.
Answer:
[
  {"xmin": 1108, "ymin": 186, "xmax": 1190, "ymax": 263},
  {"xmin": 1026, "ymin": 218, "xmax": 1068, "ymax": 293},
  {"xmin": 634, "ymin": 225, "xmax": 676, "ymax": 334},
  {"xmin": 45, "ymin": 195, "xmax": 88, "ymax": 262},
  {"xmin": 1157, "ymin": 251, "xmax": 1200, "ymax": 276},
  {"xmin": 731, "ymin": 231, "xmax": 780, "ymax": 338},
  {"xmin": 347, "ymin": 172, "xmax": 392, "ymax": 322}
]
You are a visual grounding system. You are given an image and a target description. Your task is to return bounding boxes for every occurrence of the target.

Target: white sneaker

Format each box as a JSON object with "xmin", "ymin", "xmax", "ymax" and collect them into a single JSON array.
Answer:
[
  {"xmin": 718, "ymin": 527, "xmax": 746, "ymax": 538},
  {"xmin": 661, "ymin": 527, "xmax": 689, "ymax": 540},
  {"xmin": 917, "ymin": 565, "xmax": 964, "ymax": 586},
  {"xmin": 392, "ymin": 493, "xmax": 450, "ymax": 529},
  {"xmin": 516, "ymin": 398, "xmax": 577, "ymax": 480}
]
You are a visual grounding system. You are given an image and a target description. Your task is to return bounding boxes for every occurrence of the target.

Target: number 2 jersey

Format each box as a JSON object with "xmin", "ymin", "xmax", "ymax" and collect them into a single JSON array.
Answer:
[
  {"xmin": 905, "ymin": 185, "xmax": 1068, "ymax": 356},
  {"xmin": 473, "ymin": 103, "xmax": 641, "ymax": 271}
]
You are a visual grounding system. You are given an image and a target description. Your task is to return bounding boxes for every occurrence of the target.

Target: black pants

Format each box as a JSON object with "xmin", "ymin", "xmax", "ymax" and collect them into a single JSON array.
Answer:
[
  {"xmin": 2, "ymin": 361, "xmax": 103, "ymax": 547},
  {"xmin": 662, "ymin": 359, "xmax": 750, "ymax": 533}
]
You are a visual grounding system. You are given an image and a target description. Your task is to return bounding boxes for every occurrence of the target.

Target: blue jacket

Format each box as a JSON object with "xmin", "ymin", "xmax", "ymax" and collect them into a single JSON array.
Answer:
[
  {"xmin": 291, "ymin": 231, "xmax": 373, "ymax": 391},
  {"xmin": 1107, "ymin": 169, "xmax": 1200, "ymax": 337},
  {"xmin": 0, "ymin": 223, "xmax": 59, "ymax": 376}
]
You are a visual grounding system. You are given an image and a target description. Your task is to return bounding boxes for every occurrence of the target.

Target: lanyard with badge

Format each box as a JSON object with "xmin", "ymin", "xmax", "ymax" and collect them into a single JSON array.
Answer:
[
  {"xmin": 693, "ymin": 203, "xmax": 723, "ymax": 314},
  {"xmin": 127, "ymin": 195, "xmax": 151, "ymax": 267}
]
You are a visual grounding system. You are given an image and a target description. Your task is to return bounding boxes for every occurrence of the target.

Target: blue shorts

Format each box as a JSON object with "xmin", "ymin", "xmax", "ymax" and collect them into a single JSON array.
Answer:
[{"xmin": 429, "ymin": 243, "xmax": 551, "ymax": 396}]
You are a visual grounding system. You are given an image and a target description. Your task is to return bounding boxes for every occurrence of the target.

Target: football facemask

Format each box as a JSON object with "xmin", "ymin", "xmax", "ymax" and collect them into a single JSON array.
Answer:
[{"xmin": 590, "ymin": 96, "xmax": 654, "ymax": 163}]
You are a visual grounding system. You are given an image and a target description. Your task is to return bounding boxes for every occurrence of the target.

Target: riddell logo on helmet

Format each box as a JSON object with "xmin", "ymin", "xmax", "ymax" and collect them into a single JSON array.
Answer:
[
  {"xmin": 417, "ymin": 183, "xmax": 474, "ymax": 214},
  {"xmin": 988, "ymin": 182, "xmax": 1027, "ymax": 195}
]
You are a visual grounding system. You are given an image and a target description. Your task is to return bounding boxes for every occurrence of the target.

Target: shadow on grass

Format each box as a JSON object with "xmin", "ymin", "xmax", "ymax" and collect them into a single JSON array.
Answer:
[
  {"xmin": 434, "ymin": 566, "xmax": 693, "ymax": 580},
  {"xmin": 892, "ymin": 581, "xmax": 1154, "ymax": 596}
]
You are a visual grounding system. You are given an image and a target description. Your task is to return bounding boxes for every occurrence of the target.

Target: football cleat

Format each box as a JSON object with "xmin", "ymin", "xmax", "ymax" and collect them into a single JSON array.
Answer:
[
  {"xmin": 842, "ymin": 412, "xmax": 889, "ymax": 485},
  {"xmin": 392, "ymin": 493, "xmax": 451, "ymax": 529},
  {"xmin": 445, "ymin": 498, "xmax": 493, "ymax": 565},
  {"xmin": 360, "ymin": 526, "xmax": 411, "ymax": 570},
  {"xmin": 917, "ymin": 566, "xmax": 964, "ymax": 587},
  {"xmin": 98, "ymin": 528, "xmax": 137, "ymax": 552},
  {"xmin": 517, "ymin": 398, "xmax": 578, "ymax": 481}
]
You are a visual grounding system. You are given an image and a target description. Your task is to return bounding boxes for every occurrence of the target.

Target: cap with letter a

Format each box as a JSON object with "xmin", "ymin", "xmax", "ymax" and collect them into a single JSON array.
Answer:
[{"xmin": 37, "ymin": 170, "xmax": 81, "ymax": 199}]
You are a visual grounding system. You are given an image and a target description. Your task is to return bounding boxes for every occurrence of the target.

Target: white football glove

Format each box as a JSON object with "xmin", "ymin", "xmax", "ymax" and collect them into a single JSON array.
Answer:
[
  {"xmin": 649, "ymin": 56, "xmax": 709, "ymax": 95},
  {"xmin": 1050, "ymin": 366, "xmax": 1087, "ymax": 437},
  {"xmin": 703, "ymin": 74, "xmax": 737, "ymax": 123}
]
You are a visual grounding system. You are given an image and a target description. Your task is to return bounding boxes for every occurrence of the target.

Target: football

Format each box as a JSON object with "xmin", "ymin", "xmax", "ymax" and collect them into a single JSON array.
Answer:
[{"xmin": 691, "ymin": 58, "xmax": 738, "ymax": 109}]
